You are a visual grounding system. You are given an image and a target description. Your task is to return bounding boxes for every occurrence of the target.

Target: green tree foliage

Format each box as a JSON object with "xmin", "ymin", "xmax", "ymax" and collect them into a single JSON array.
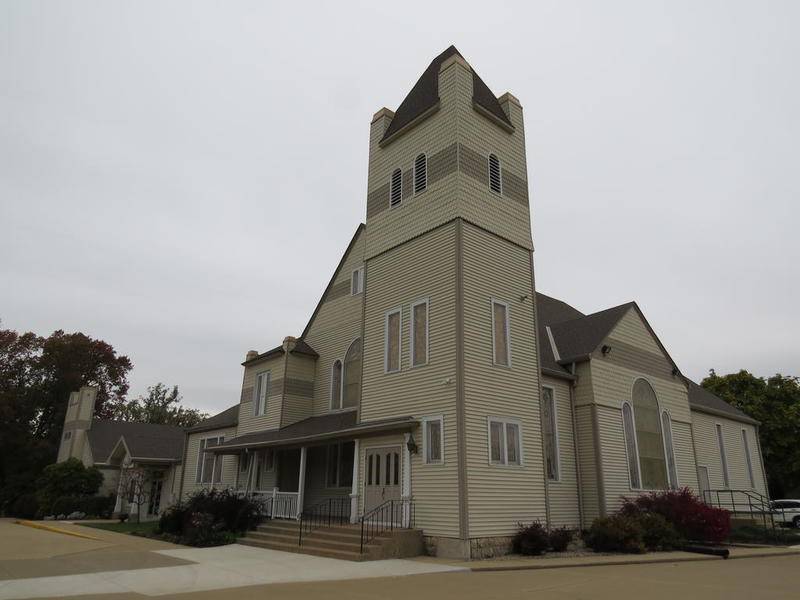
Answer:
[
  {"xmin": 36, "ymin": 457, "xmax": 103, "ymax": 512},
  {"xmin": 702, "ymin": 370, "xmax": 800, "ymax": 498},
  {"xmin": 0, "ymin": 326, "xmax": 132, "ymax": 511},
  {"xmin": 107, "ymin": 383, "xmax": 207, "ymax": 428}
]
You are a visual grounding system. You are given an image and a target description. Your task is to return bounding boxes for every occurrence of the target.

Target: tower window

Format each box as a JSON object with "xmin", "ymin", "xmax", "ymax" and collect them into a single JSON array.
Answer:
[
  {"xmin": 414, "ymin": 153, "xmax": 427, "ymax": 194},
  {"xmin": 390, "ymin": 168, "xmax": 403, "ymax": 207},
  {"xmin": 488, "ymin": 153, "xmax": 502, "ymax": 194}
]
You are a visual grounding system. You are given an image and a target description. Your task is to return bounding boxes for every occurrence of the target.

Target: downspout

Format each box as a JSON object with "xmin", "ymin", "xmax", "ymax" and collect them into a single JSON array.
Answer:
[{"xmin": 568, "ymin": 362, "xmax": 585, "ymax": 530}]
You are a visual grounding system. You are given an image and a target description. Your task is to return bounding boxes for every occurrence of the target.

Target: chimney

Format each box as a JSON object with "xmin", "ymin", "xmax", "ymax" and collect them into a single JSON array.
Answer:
[
  {"xmin": 282, "ymin": 336, "xmax": 297, "ymax": 352},
  {"xmin": 245, "ymin": 350, "xmax": 259, "ymax": 362},
  {"xmin": 371, "ymin": 107, "xmax": 395, "ymax": 138},
  {"xmin": 498, "ymin": 92, "xmax": 522, "ymax": 124}
]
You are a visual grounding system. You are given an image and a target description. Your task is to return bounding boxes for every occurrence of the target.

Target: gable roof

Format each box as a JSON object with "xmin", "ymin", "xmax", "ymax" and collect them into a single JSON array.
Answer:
[
  {"xmin": 380, "ymin": 46, "xmax": 513, "ymax": 145},
  {"xmin": 535, "ymin": 293, "xmax": 583, "ymax": 377},
  {"xmin": 684, "ymin": 378, "xmax": 759, "ymax": 425},
  {"xmin": 186, "ymin": 404, "xmax": 239, "ymax": 434},
  {"xmin": 548, "ymin": 302, "xmax": 635, "ymax": 364},
  {"xmin": 241, "ymin": 338, "xmax": 319, "ymax": 367},
  {"xmin": 88, "ymin": 420, "xmax": 184, "ymax": 464}
]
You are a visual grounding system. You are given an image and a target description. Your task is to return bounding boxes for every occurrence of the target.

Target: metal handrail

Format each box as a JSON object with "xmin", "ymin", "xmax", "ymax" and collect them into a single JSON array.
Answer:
[
  {"xmin": 703, "ymin": 488, "xmax": 778, "ymax": 533},
  {"xmin": 298, "ymin": 496, "xmax": 351, "ymax": 546},
  {"xmin": 359, "ymin": 498, "xmax": 415, "ymax": 554}
]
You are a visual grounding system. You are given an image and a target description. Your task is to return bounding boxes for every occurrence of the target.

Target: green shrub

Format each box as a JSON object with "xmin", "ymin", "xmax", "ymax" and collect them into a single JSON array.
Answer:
[
  {"xmin": 635, "ymin": 512, "xmax": 681, "ymax": 550},
  {"xmin": 36, "ymin": 458, "xmax": 103, "ymax": 512},
  {"xmin": 548, "ymin": 527, "xmax": 573, "ymax": 552},
  {"xmin": 50, "ymin": 496, "xmax": 79, "ymax": 517},
  {"xmin": 157, "ymin": 490, "xmax": 260, "ymax": 547},
  {"xmin": 158, "ymin": 503, "xmax": 190, "ymax": 535},
  {"xmin": 513, "ymin": 521, "xmax": 550, "ymax": 555},
  {"xmin": 10, "ymin": 493, "xmax": 39, "ymax": 519},
  {"xmin": 585, "ymin": 515, "xmax": 646, "ymax": 554}
]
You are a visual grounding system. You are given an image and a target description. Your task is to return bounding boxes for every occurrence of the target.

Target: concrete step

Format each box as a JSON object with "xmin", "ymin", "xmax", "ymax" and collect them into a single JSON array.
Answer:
[
  {"xmin": 245, "ymin": 530, "xmax": 380, "ymax": 553},
  {"xmin": 238, "ymin": 537, "xmax": 366, "ymax": 561}
]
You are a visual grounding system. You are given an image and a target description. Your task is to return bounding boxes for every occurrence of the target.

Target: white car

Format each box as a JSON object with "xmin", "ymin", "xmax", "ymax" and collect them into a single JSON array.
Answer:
[{"xmin": 770, "ymin": 500, "xmax": 800, "ymax": 528}]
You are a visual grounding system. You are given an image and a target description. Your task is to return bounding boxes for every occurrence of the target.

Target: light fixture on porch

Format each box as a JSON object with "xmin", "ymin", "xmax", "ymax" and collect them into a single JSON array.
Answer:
[{"xmin": 406, "ymin": 434, "xmax": 418, "ymax": 455}]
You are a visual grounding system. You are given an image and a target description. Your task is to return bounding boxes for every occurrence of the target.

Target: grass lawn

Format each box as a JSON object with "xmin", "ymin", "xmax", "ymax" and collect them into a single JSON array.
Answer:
[
  {"xmin": 81, "ymin": 520, "xmax": 160, "ymax": 536},
  {"xmin": 728, "ymin": 524, "xmax": 800, "ymax": 546}
]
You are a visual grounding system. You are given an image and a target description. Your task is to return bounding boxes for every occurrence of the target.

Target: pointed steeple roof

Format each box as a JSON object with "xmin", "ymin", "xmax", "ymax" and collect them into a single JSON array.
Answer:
[{"xmin": 381, "ymin": 46, "xmax": 513, "ymax": 144}]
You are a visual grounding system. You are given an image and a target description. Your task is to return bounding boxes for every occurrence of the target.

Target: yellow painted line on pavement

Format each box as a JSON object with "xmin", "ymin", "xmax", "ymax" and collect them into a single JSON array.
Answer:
[{"xmin": 14, "ymin": 520, "xmax": 102, "ymax": 541}]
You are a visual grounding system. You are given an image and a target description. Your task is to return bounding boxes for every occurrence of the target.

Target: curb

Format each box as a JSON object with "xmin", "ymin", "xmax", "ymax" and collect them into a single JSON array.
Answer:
[{"xmin": 14, "ymin": 520, "xmax": 102, "ymax": 541}]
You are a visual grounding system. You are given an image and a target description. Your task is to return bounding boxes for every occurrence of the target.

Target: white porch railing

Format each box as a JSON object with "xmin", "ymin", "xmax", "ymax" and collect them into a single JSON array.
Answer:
[{"xmin": 240, "ymin": 489, "xmax": 300, "ymax": 519}]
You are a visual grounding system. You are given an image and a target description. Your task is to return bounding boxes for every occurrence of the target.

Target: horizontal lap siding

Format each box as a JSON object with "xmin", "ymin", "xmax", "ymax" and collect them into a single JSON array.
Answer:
[
  {"xmin": 304, "ymin": 230, "xmax": 365, "ymax": 416},
  {"xmin": 574, "ymin": 363, "xmax": 600, "ymax": 522},
  {"xmin": 672, "ymin": 420, "xmax": 700, "ymax": 491},
  {"xmin": 691, "ymin": 411, "xmax": 767, "ymax": 496},
  {"xmin": 282, "ymin": 354, "xmax": 316, "ymax": 427},
  {"xmin": 182, "ymin": 428, "xmax": 237, "ymax": 498},
  {"xmin": 542, "ymin": 375, "xmax": 581, "ymax": 528},
  {"xmin": 462, "ymin": 224, "xmax": 545, "ymax": 538},
  {"xmin": 595, "ymin": 404, "xmax": 638, "ymax": 514},
  {"xmin": 303, "ymin": 445, "xmax": 350, "ymax": 509},
  {"xmin": 361, "ymin": 223, "xmax": 459, "ymax": 537},
  {"xmin": 238, "ymin": 356, "xmax": 284, "ymax": 435}
]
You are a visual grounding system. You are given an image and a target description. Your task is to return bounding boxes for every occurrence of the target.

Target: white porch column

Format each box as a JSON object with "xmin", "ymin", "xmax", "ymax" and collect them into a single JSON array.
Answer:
[
  {"xmin": 296, "ymin": 446, "xmax": 307, "ymax": 519},
  {"xmin": 113, "ymin": 466, "xmax": 127, "ymax": 515},
  {"xmin": 349, "ymin": 439, "xmax": 360, "ymax": 523},
  {"xmin": 402, "ymin": 433, "xmax": 412, "ymax": 527}
]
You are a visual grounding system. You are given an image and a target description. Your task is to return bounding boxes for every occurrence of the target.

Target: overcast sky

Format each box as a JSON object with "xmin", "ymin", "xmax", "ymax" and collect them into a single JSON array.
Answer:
[{"xmin": 2, "ymin": 1, "xmax": 798, "ymax": 416}]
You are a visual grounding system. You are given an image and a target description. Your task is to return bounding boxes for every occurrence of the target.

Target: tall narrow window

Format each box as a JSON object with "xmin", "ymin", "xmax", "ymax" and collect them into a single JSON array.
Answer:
[
  {"xmin": 414, "ymin": 153, "xmax": 427, "ymax": 194},
  {"xmin": 491, "ymin": 299, "xmax": 510, "ymax": 366},
  {"xmin": 411, "ymin": 299, "xmax": 429, "ymax": 367},
  {"xmin": 390, "ymin": 168, "xmax": 402, "ymax": 207},
  {"xmin": 197, "ymin": 437, "xmax": 223, "ymax": 484},
  {"xmin": 488, "ymin": 418, "xmax": 522, "ymax": 466},
  {"xmin": 542, "ymin": 387, "xmax": 559, "ymax": 480},
  {"xmin": 342, "ymin": 338, "xmax": 361, "ymax": 408},
  {"xmin": 254, "ymin": 371, "xmax": 270, "ymax": 416},
  {"xmin": 330, "ymin": 360, "xmax": 343, "ymax": 409},
  {"xmin": 488, "ymin": 153, "xmax": 502, "ymax": 194},
  {"xmin": 385, "ymin": 309, "xmax": 401, "ymax": 373},
  {"xmin": 622, "ymin": 402, "xmax": 641, "ymax": 488},
  {"xmin": 351, "ymin": 266, "xmax": 364, "ymax": 295},
  {"xmin": 742, "ymin": 429, "xmax": 755, "ymax": 488},
  {"xmin": 716, "ymin": 423, "xmax": 730, "ymax": 488},
  {"xmin": 423, "ymin": 416, "xmax": 443, "ymax": 464},
  {"xmin": 632, "ymin": 379, "xmax": 668, "ymax": 489},
  {"xmin": 661, "ymin": 410, "xmax": 678, "ymax": 489}
]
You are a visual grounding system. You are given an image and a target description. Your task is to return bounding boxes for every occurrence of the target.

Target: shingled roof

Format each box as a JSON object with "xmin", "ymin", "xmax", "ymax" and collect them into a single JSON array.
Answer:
[
  {"xmin": 381, "ymin": 45, "xmax": 513, "ymax": 144},
  {"xmin": 88, "ymin": 420, "xmax": 184, "ymax": 464},
  {"xmin": 683, "ymin": 378, "xmax": 759, "ymax": 425},
  {"xmin": 186, "ymin": 404, "xmax": 239, "ymax": 434}
]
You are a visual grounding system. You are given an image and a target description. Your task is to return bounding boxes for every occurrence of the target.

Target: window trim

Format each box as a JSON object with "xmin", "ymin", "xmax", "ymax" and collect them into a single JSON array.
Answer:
[
  {"xmin": 488, "ymin": 153, "xmax": 502, "ymax": 195},
  {"xmin": 330, "ymin": 359, "xmax": 344, "ymax": 410},
  {"xmin": 389, "ymin": 168, "xmax": 403, "ymax": 208},
  {"xmin": 661, "ymin": 408, "xmax": 679, "ymax": 489},
  {"xmin": 541, "ymin": 385, "xmax": 561, "ymax": 482},
  {"xmin": 621, "ymin": 400, "xmax": 643, "ymax": 490},
  {"xmin": 196, "ymin": 435, "xmax": 224, "ymax": 485},
  {"xmin": 716, "ymin": 422, "xmax": 730, "ymax": 488},
  {"xmin": 325, "ymin": 441, "xmax": 354, "ymax": 489},
  {"xmin": 487, "ymin": 416, "xmax": 524, "ymax": 467},
  {"xmin": 490, "ymin": 298, "xmax": 512, "ymax": 367},
  {"xmin": 413, "ymin": 153, "xmax": 428, "ymax": 195},
  {"xmin": 351, "ymin": 266, "xmax": 364, "ymax": 295},
  {"xmin": 341, "ymin": 336, "xmax": 362, "ymax": 410},
  {"xmin": 253, "ymin": 370, "xmax": 270, "ymax": 417},
  {"xmin": 410, "ymin": 297, "xmax": 430, "ymax": 368},
  {"xmin": 384, "ymin": 307, "xmax": 402, "ymax": 374},
  {"xmin": 741, "ymin": 428, "xmax": 755, "ymax": 488},
  {"xmin": 421, "ymin": 415, "xmax": 444, "ymax": 465}
]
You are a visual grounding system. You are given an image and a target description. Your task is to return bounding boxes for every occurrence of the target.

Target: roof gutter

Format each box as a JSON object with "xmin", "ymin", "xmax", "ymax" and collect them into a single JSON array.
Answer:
[{"xmin": 689, "ymin": 404, "xmax": 760, "ymax": 426}]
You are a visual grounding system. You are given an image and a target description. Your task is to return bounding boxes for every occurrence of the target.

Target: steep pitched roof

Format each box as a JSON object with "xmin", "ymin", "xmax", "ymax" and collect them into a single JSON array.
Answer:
[
  {"xmin": 535, "ymin": 293, "xmax": 583, "ymax": 377},
  {"xmin": 88, "ymin": 420, "xmax": 184, "ymax": 463},
  {"xmin": 684, "ymin": 378, "xmax": 759, "ymax": 425},
  {"xmin": 548, "ymin": 303, "xmax": 635, "ymax": 364},
  {"xmin": 381, "ymin": 45, "xmax": 513, "ymax": 144},
  {"xmin": 186, "ymin": 404, "xmax": 239, "ymax": 434}
]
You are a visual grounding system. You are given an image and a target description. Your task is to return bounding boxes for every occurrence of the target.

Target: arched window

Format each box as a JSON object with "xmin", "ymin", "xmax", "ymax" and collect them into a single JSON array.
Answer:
[
  {"xmin": 488, "ymin": 153, "xmax": 502, "ymax": 194},
  {"xmin": 330, "ymin": 360, "xmax": 343, "ymax": 410},
  {"xmin": 390, "ymin": 169, "xmax": 402, "ymax": 207},
  {"xmin": 342, "ymin": 338, "xmax": 362, "ymax": 408},
  {"xmin": 661, "ymin": 410, "xmax": 678, "ymax": 489},
  {"xmin": 623, "ymin": 379, "xmax": 669, "ymax": 489},
  {"xmin": 414, "ymin": 153, "xmax": 427, "ymax": 194}
]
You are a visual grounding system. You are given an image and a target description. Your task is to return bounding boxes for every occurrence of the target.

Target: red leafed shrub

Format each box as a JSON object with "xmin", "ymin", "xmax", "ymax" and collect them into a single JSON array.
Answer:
[{"xmin": 620, "ymin": 487, "xmax": 731, "ymax": 544}]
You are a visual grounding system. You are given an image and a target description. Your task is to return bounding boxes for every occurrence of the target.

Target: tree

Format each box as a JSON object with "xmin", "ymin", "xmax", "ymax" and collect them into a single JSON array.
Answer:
[
  {"xmin": 119, "ymin": 465, "xmax": 150, "ymax": 523},
  {"xmin": 107, "ymin": 383, "xmax": 207, "ymax": 428},
  {"xmin": 0, "ymin": 326, "xmax": 132, "ymax": 511},
  {"xmin": 36, "ymin": 457, "xmax": 103, "ymax": 512},
  {"xmin": 702, "ymin": 370, "xmax": 800, "ymax": 498}
]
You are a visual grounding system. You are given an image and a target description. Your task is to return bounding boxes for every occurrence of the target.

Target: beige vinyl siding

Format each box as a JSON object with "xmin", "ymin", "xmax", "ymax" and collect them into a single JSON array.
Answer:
[
  {"xmin": 573, "ymin": 362, "xmax": 601, "ymax": 522},
  {"xmin": 182, "ymin": 427, "xmax": 237, "ymax": 498},
  {"xmin": 281, "ymin": 353, "xmax": 316, "ymax": 427},
  {"xmin": 691, "ymin": 411, "xmax": 767, "ymax": 496},
  {"xmin": 303, "ymin": 444, "xmax": 351, "ymax": 508},
  {"xmin": 304, "ymin": 229, "xmax": 365, "ymax": 416},
  {"xmin": 461, "ymin": 223, "xmax": 545, "ymax": 538},
  {"xmin": 542, "ymin": 375, "xmax": 581, "ymax": 528},
  {"xmin": 671, "ymin": 420, "xmax": 700, "ymax": 492},
  {"xmin": 609, "ymin": 309, "xmax": 664, "ymax": 356},
  {"xmin": 237, "ymin": 356, "xmax": 284, "ymax": 435},
  {"xmin": 361, "ymin": 223, "xmax": 459, "ymax": 538}
]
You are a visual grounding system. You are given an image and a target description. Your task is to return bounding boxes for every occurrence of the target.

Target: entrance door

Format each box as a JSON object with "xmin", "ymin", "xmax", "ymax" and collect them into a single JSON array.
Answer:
[
  {"xmin": 364, "ymin": 447, "xmax": 401, "ymax": 514},
  {"xmin": 697, "ymin": 466, "xmax": 711, "ymax": 502},
  {"xmin": 148, "ymin": 478, "xmax": 163, "ymax": 515}
]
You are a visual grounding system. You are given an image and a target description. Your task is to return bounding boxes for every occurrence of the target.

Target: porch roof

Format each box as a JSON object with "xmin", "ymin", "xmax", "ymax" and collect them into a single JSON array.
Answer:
[{"xmin": 210, "ymin": 411, "xmax": 415, "ymax": 453}]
